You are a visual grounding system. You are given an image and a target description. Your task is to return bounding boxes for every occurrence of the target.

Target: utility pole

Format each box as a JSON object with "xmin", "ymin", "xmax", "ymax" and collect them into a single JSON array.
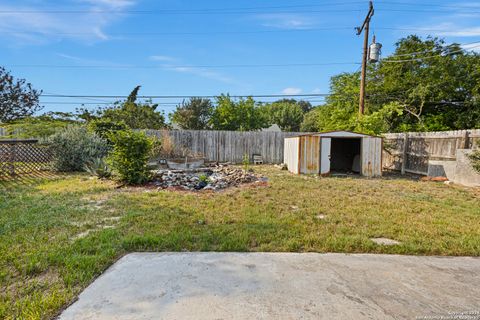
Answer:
[{"xmin": 356, "ymin": 1, "xmax": 374, "ymax": 116}]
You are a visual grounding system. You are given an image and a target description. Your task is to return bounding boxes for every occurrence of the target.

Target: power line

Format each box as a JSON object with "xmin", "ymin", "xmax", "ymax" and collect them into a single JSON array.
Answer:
[
  {"xmin": 1, "ymin": 8, "xmax": 478, "ymax": 15},
  {"xmin": 0, "ymin": 2, "xmax": 365, "ymax": 14},
  {"xmin": 6, "ymin": 62, "xmax": 361, "ymax": 69},
  {"xmin": 379, "ymin": 1, "xmax": 480, "ymax": 10},
  {"xmin": 376, "ymin": 8, "xmax": 480, "ymax": 14},
  {"xmin": 39, "ymin": 101, "xmax": 181, "ymax": 105},
  {"xmin": 0, "ymin": 27, "xmax": 354, "ymax": 37},
  {"xmin": 5, "ymin": 41, "xmax": 478, "ymax": 72},
  {"xmin": 40, "ymin": 93, "xmax": 335, "ymax": 99},
  {"xmin": 382, "ymin": 40, "xmax": 480, "ymax": 58},
  {"xmin": 0, "ymin": 9, "xmax": 364, "ymax": 15},
  {"xmin": 0, "ymin": 26, "xmax": 470, "ymax": 37},
  {"xmin": 382, "ymin": 43, "xmax": 480, "ymax": 63}
]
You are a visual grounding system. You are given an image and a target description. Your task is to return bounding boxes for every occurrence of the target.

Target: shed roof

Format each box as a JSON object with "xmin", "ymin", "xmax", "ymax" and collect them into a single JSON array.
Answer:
[
  {"xmin": 261, "ymin": 124, "xmax": 282, "ymax": 132},
  {"xmin": 285, "ymin": 130, "xmax": 382, "ymax": 139}
]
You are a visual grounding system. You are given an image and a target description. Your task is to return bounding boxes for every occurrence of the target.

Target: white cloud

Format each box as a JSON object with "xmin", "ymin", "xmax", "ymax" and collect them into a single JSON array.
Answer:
[
  {"xmin": 149, "ymin": 54, "xmax": 234, "ymax": 83},
  {"xmin": 415, "ymin": 23, "xmax": 480, "ymax": 37},
  {"xmin": 0, "ymin": 0, "xmax": 136, "ymax": 45},
  {"xmin": 56, "ymin": 53, "xmax": 128, "ymax": 66},
  {"xmin": 80, "ymin": 0, "xmax": 135, "ymax": 9},
  {"xmin": 149, "ymin": 55, "xmax": 177, "ymax": 62},
  {"xmin": 254, "ymin": 13, "xmax": 316, "ymax": 30},
  {"xmin": 462, "ymin": 42, "xmax": 480, "ymax": 53},
  {"xmin": 282, "ymin": 87, "xmax": 303, "ymax": 95},
  {"xmin": 167, "ymin": 66, "xmax": 233, "ymax": 83}
]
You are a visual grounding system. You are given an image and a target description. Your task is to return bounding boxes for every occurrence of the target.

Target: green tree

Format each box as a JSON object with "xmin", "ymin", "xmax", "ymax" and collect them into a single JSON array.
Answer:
[
  {"xmin": 77, "ymin": 86, "xmax": 166, "ymax": 129},
  {"xmin": 210, "ymin": 94, "xmax": 266, "ymax": 131},
  {"xmin": 368, "ymin": 35, "xmax": 480, "ymax": 131},
  {"xmin": 355, "ymin": 102, "xmax": 404, "ymax": 135},
  {"xmin": 0, "ymin": 67, "xmax": 42, "ymax": 123},
  {"xmin": 87, "ymin": 118, "xmax": 128, "ymax": 144},
  {"xmin": 312, "ymin": 72, "xmax": 361, "ymax": 132},
  {"xmin": 312, "ymin": 35, "xmax": 480, "ymax": 134},
  {"xmin": 300, "ymin": 108, "xmax": 321, "ymax": 132},
  {"xmin": 260, "ymin": 101, "xmax": 305, "ymax": 132},
  {"xmin": 102, "ymin": 86, "xmax": 166, "ymax": 129},
  {"xmin": 274, "ymin": 99, "xmax": 313, "ymax": 113},
  {"xmin": 170, "ymin": 98, "xmax": 213, "ymax": 129}
]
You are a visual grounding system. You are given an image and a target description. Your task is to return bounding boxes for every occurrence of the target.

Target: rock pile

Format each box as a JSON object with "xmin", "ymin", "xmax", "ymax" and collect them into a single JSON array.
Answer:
[{"xmin": 153, "ymin": 165, "xmax": 265, "ymax": 191}]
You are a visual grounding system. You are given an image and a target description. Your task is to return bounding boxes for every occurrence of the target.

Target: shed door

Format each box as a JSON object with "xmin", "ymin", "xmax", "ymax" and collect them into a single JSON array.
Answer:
[
  {"xmin": 361, "ymin": 137, "xmax": 382, "ymax": 177},
  {"xmin": 301, "ymin": 136, "xmax": 321, "ymax": 174},
  {"xmin": 320, "ymin": 138, "xmax": 331, "ymax": 174}
]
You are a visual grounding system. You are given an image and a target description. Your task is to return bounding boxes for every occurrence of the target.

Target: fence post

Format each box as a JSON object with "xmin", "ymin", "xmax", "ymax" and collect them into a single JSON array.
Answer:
[
  {"xmin": 463, "ymin": 131, "xmax": 470, "ymax": 149},
  {"xmin": 401, "ymin": 133, "xmax": 408, "ymax": 175}
]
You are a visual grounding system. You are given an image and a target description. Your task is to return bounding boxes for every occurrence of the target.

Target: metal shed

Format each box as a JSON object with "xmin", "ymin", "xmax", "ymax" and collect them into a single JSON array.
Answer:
[{"xmin": 284, "ymin": 131, "xmax": 383, "ymax": 177}]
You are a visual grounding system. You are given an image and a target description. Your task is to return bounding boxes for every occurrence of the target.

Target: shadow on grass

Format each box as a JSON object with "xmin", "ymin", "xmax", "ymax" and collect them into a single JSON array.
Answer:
[{"xmin": 0, "ymin": 170, "xmax": 61, "ymax": 190}]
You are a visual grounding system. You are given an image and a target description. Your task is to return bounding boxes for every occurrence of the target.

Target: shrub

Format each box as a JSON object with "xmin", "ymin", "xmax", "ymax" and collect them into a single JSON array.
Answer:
[
  {"xmin": 198, "ymin": 174, "xmax": 209, "ymax": 183},
  {"xmin": 149, "ymin": 136, "xmax": 163, "ymax": 160},
  {"xmin": 468, "ymin": 150, "xmax": 480, "ymax": 173},
  {"xmin": 158, "ymin": 129, "xmax": 175, "ymax": 158},
  {"xmin": 85, "ymin": 157, "xmax": 112, "ymax": 179},
  {"xmin": 154, "ymin": 129, "xmax": 201, "ymax": 159},
  {"xmin": 87, "ymin": 118, "xmax": 128, "ymax": 145},
  {"xmin": 47, "ymin": 126, "xmax": 109, "ymax": 172},
  {"xmin": 242, "ymin": 153, "xmax": 250, "ymax": 172},
  {"xmin": 108, "ymin": 130, "xmax": 153, "ymax": 184}
]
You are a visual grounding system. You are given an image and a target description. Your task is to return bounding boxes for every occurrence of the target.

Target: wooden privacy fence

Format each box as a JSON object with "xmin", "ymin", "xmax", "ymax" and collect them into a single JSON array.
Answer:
[
  {"xmin": 145, "ymin": 130, "xmax": 304, "ymax": 164},
  {"xmin": 0, "ymin": 139, "xmax": 53, "ymax": 178},
  {"xmin": 147, "ymin": 129, "xmax": 480, "ymax": 175},
  {"xmin": 382, "ymin": 129, "xmax": 480, "ymax": 175}
]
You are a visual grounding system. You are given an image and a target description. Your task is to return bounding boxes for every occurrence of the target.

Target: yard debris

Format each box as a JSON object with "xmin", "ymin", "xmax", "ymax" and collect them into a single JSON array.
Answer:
[
  {"xmin": 421, "ymin": 176, "xmax": 449, "ymax": 182},
  {"xmin": 370, "ymin": 238, "xmax": 401, "ymax": 246},
  {"xmin": 152, "ymin": 164, "xmax": 266, "ymax": 191},
  {"xmin": 315, "ymin": 214, "xmax": 326, "ymax": 220}
]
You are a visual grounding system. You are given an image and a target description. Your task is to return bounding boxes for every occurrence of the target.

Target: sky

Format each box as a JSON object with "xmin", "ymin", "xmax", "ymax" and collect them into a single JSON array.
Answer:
[{"xmin": 1, "ymin": 0, "xmax": 480, "ymax": 117}]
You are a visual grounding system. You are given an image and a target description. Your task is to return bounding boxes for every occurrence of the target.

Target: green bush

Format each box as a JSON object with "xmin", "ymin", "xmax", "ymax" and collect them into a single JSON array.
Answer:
[
  {"xmin": 87, "ymin": 118, "xmax": 128, "ymax": 145},
  {"xmin": 108, "ymin": 130, "xmax": 153, "ymax": 184},
  {"xmin": 85, "ymin": 157, "xmax": 112, "ymax": 179},
  {"xmin": 47, "ymin": 126, "xmax": 109, "ymax": 172},
  {"xmin": 468, "ymin": 150, "xmax": 480, "ymax": 173}
]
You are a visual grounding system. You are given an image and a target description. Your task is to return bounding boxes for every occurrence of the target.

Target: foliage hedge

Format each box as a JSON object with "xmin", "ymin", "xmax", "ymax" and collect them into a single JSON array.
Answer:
[
  {"xmin": 469, "ymin": 150, "xmax": 480, "ymax": 173},
  {"xmin": 108, "ymin": 130, "xmax": 153, "ymax": 184},
  {"xmin": 87, "ymin": 118, "xmax": 128, "ymax": 145},
  {"xmin": 47, "ymin": 126, "xmax": 109, "ymax": 172}
]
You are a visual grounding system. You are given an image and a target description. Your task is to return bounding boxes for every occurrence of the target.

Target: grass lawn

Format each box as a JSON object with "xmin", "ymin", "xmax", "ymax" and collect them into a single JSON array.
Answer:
[{"xmin": 1, "ymin": 165, "xmax": 479, "ymax": 319}]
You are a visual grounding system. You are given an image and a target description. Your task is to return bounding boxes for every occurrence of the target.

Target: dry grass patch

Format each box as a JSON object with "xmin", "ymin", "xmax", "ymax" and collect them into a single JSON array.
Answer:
[{"xmin": 0, "ymin": 166, "xmax": 479, "ymax": 319}]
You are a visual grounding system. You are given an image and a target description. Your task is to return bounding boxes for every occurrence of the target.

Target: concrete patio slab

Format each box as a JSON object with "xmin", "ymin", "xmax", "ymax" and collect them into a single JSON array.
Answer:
[{"xmin": 59, "ymin": 253, "xmax": 480, "ymax": 320}]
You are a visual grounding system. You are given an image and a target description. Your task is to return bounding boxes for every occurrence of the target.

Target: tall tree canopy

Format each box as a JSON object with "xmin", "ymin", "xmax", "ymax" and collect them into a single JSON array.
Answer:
[
  {"xmin": 303, "ymin": 35, "xmax": 480, "ymax": 134},
  {"xmin": 368, "ymin": 35, "xmax": 480, "ymax": 131},
  {"xmin": 210, "ymin": 95, "xmax": 266, "ymax": 131},
  {"xmin": 259, "ymin": 100, "xmax": 305, "ymax": 132},
  {"xmin": 78, "ymin": 86, "xmax": 166, "ymax": 129},
  {"xmin": 0, "ymin": 67, "xmax": 42, "ymax": 123},
  {"xmin": 170, "ymin": 98, "xmax": 214, "ymax": 130}
]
